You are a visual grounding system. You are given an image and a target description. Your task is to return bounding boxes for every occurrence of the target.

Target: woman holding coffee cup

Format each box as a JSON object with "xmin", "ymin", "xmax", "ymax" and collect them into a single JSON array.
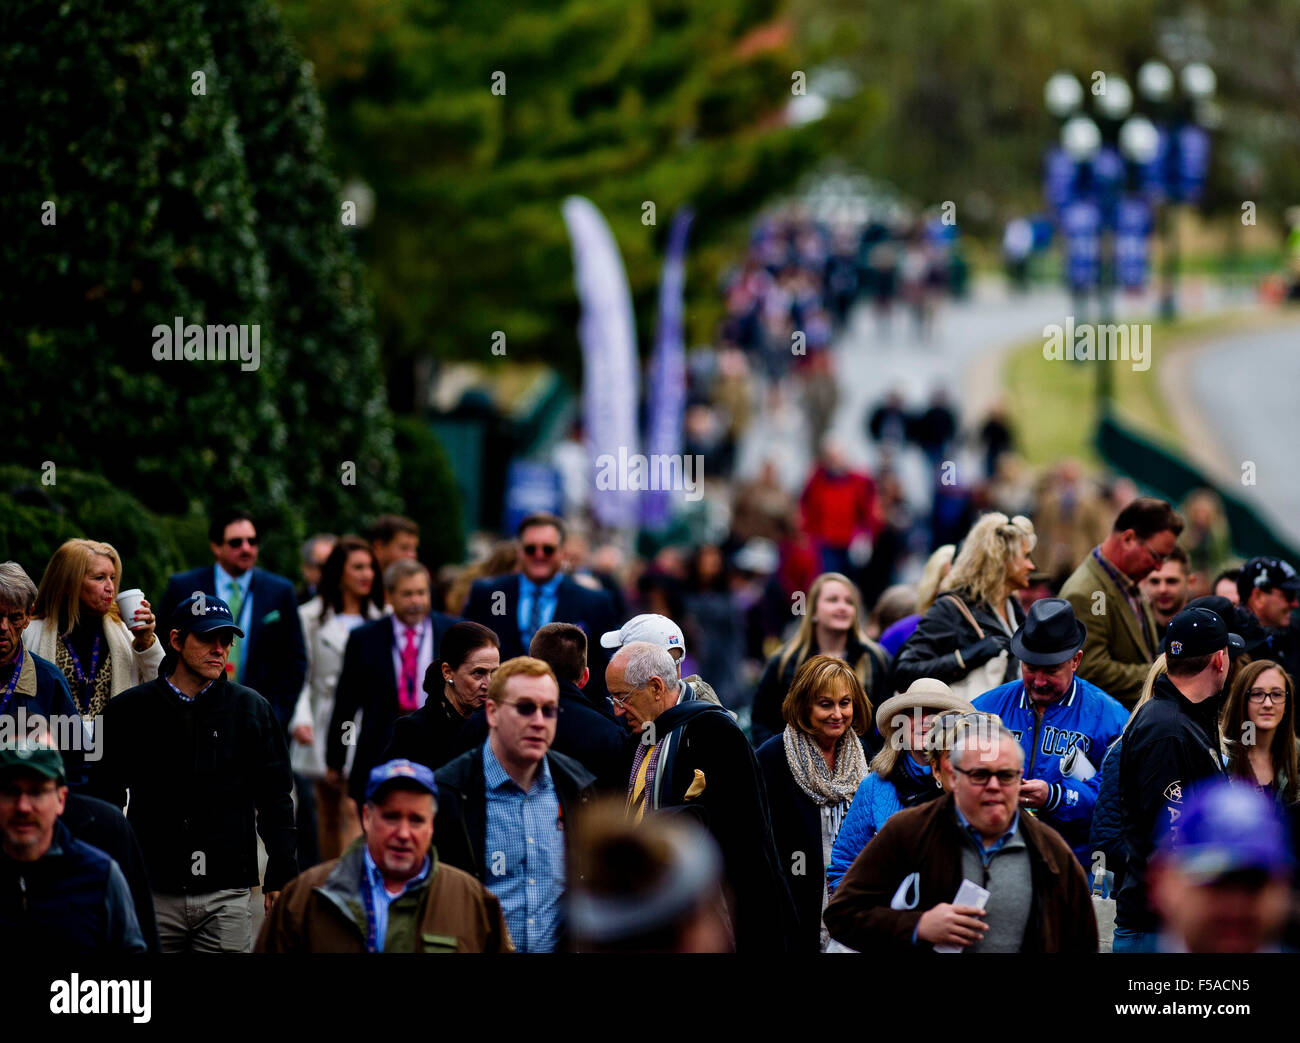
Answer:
[{"xmin": 24, "ymin": 538, "xmax": 162, "ymax": 720}]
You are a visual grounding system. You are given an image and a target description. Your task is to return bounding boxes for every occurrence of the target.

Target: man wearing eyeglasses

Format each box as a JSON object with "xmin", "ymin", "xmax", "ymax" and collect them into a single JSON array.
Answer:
[
  {"xmin": 1114, "ymin": 606, "xmax": 1237, "ymax": 954},
  {"xmin": 464, "ymin": 513, "xmax": 617, "ymax": 709},
  {"xmin": 432, "ymin": 657, "xmax": 595, "ymax": 952},
  {"xmin": 159, "ymin": 508, "xmax": 308, "ymax": 735},
  {"xmin": 825, "ymin": 723, "xmax": 1097, "ymax": 953},
  {"xmin": 1060, "ymin": 497, "xmax": 1185, "ymax": 707}
]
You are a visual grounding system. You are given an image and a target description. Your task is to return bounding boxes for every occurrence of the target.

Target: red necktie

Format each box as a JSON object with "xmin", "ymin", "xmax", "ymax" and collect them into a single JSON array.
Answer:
[{"xmin": 399, "ymin": 625, "xmax": 420, "ymax": 711}]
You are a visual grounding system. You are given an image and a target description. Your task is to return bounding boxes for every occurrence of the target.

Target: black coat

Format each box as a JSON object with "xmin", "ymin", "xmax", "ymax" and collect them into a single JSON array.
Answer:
[
  {"xmin": 62, "ymin": 792, "xmax": 160, "ymax": 952},
  {"xmin": 463, "ymin": 573, "xmax": 616, "ymax": 703},
  {"xmin": 751, "ymin": 633, "xmax": 892, "ymax": 749},
  {"xmin": 892, "ymin": 591, "xmax": 1025, "ymax": 695},
  {"xmin": 86, "ymin": 674, "xmax": 297, "ymax": 894},
  {"xmin": 325, "ymin": 612, "xmax": 461, "ymax": 806},
  {"xmin": 381, "ymin": 691, "xmax": 477, "ymax": 775},
  {"xmin": 454, "ymin": 679, "xmax": 633, "ymax": 794},
  {"xmin": 646, "ymin": 697, "xmax": 799, "ymax": 952},
  {"xmin": 755, "ymin": 734, "xmax": 865, "ymax": 952},
  {"xmin": 433, "ymin": 743, "xmax": 596, "ymax": 883},
  {"xmin": 161, "ymin": 566, "xmax": 308, "ymax": 732}
]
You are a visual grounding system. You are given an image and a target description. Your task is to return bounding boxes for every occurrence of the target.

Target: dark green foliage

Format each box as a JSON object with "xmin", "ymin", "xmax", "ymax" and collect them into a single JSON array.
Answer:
[{"xmin": 391, "ymin": 415, "xmax": 464, "ymax": 571}]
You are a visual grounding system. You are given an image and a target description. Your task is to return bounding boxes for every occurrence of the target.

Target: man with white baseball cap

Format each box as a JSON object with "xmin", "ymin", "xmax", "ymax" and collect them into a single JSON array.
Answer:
[{"xmin": 600, "ymin": 614, "xmax": 724, "ymax": 709}]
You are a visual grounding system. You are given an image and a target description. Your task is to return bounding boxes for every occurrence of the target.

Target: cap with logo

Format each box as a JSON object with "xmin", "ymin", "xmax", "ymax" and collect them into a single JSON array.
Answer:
[
  {"xmin": 600, "ymin": 614, "xmax": 686, "ymax": 659},
  {"xmin": 1237, "ymin": 556, "xmax": 1300, "ymax": 604},
  {"xmin": 170, "ymin": 593, "xmax": 245, "ymax": 639},
  {"xmin": 365, "ymin": 758, "xmax": 439, "ymax": 804},
  {"xmin": 1157, "ymin": 779, "xmax": 1293, "ymax": 883},
  {"xmin": 0, "ymin": 743, "xmax": 66, "ymax": 785},
  {"xmin": 1162, "ymin": 606, "xmax": 1243, "ymax": 661},
  {"xmin": 1175, "ymin": 596, "xmax": 1259, "ymax": 659}
]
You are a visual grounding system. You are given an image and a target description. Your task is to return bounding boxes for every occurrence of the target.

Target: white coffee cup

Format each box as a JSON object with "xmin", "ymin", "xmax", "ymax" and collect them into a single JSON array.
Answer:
[{"xmin": 116, "ymin": 589, "xmax": 147, "ymax": 630}]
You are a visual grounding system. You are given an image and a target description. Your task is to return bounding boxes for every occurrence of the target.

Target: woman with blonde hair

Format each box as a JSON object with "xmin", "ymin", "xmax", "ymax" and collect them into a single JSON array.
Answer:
[
  {"xmin": 1222, "ymin": 659, "xmax": 1299, "ymax": 805},
  {"xmin": 750, "ymin": 571, "xmax": 891, "ymax": 748},
  {"xmin": 878, "ymin": 544, "xmax": 955, "ymax": 656},
  {"xmin": 755, "ymin": 655, "xmax": 873, "ymax": 951},
  {"xmin": 893, "ymin": 513, "xmax": 1036, "ymax": 700},
  {"xmin": 25, "ymin": 538, "xmax": 162, "ymax": 722}
]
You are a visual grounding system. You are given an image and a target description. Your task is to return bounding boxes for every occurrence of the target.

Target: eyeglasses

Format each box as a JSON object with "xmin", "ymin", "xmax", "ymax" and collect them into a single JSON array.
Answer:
[
  {"xmin": 1140, "ymin": 541, "xmax": 1170, "ymax": 564},
  {"xmin": 523, "ymin": 544, "xmax": 558, "ymax": 557},
  {"xmin": 609, "ymin": 692, "xmax": 635, "ymax": 712},
  {"xmin": 951, "ymin": 766, "xmax": 1022, "ymax": 787},
  {"xmin": 1247, "ymin": 688, "xmax": 1288, "ymax": 705},
  {"xmin": 225, "ymin": 537, "xmax": 258, "ymax": 548},
  {"xmin": 501, "ymin": 699, "xmax": 558, "ymax": 719}
]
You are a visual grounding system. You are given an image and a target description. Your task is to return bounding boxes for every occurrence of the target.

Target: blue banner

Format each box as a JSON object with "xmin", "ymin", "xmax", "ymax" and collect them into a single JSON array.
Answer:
[
  {"xmin": 1044, "ymin": 146, "xmax": 1076, "ymax": 213},
  {"xmin": 1061, "ymin": 199, "xmax": 1101, "ymax": 289},
  {"xmin": 1115, "ymin": 196, "xmax": 1153, "ymax": 289},
  {"xmin": 503, "ymin": 461, "xmax": 565, "ymax": 537}
]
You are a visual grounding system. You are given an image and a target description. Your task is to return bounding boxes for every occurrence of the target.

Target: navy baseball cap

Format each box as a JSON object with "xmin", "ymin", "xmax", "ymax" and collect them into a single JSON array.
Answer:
[
  {"xmin": 170, "ymin": 593, "xmax": 245, "ymax": 639},
  {"xmin": 1237, "ymin": 556, "xmax": 1300, "ymax": 603},
  {"xmin": 365, "ymin": 759, "xmax": 438, "ymax": 804},
  {"xmin": 1158, "ymin": 780, "xmax": 1293, "ymax": 883},
  {"xmin": 1163, "ymin": 606, "xmax": 1242, "ymax": 661}
]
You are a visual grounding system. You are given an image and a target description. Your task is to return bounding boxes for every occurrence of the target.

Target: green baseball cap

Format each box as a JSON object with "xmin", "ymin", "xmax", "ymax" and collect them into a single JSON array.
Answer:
[{"xmin": 0, "ymin": 744, "xmax": 66, "ymax": 785}]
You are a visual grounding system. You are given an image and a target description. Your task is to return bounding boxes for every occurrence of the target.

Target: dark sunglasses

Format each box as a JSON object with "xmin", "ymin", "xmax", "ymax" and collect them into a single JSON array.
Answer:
[
  {"xmin": 523, "ymin": 544, "xmax": 558, "ymax": 557},
  {"xmin": 225, "ymin": 537, "xmax": 258, "ymax": 548},
  {"xmin": 502, "ymin": 699, "xmax": 558, "ymax": 719}
]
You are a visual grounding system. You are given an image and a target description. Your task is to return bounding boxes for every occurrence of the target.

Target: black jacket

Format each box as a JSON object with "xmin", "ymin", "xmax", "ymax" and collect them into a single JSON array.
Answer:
[
  {"xmin": 1088, "ymin": 738, "xmax": 1129, "ymax": 893},
  {"xmin": 62, "ymin": 793, "xmax": 160, "ymax": 952},
  {"xmin": 432, "ymin": 743, "xmax": 596, "ymax": 883},
  {"xmin": 161, "ymin": 565, "xmax": 308, "ymax": 732},
  {"xmin": 892, "ymin": 591, "xmax": 1024, "ymax": 695},
  {"xmin": 453, "ymin": 680, "xmax": 633, "ymax": 794},
  {"xmin": 325, "ymin": 612, "xmax": 461, "ymax": 805},
  {"xmin": 645, "ymin": 695, "xmax": 799, "ymax": 952},
  {"xmin": 382, "ymin": 691, "xmax": 477, "ymax": 775},
  {"xmin": 463, "ymin": 573, "xmax": 616, "ymax": 703},
  {"xmin": 87, "ymin": 674, "xmax": 298, "ymax": 894},
  {"xmin": 751, "ymin": 633, "xmax": 892, "ymax": 749},
  {"xmin": 1116, "ymin": 674, "xmax": 1226, "ymax": 932},
  {"xmin": 755, "ymin": 734, "xmax": 868, "ymax": 952}
]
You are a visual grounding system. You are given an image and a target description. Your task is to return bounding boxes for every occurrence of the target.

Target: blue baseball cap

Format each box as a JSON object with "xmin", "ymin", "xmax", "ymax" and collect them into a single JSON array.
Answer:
[
  {"xmin": 365, "ymin": 759, "xmax": 438, "ymax": 804},
  {"xmin": 1158, "ymin": 779, "xmax": 1293, "ymax": 883},
  {"xmin": 170, "ymin": 593, "xmax": 245, "ymax": 639}
]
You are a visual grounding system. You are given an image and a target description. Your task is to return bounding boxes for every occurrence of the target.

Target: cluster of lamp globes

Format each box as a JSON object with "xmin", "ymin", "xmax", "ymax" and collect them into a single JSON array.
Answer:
[{"xmin": 1044, "ymin": 60, "xmax": 1217, "ymax": 166}]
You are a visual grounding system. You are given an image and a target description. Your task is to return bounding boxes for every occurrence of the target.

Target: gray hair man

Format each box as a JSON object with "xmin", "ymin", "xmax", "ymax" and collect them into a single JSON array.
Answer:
[{"xmin": 826, "ymin": 720, "xmax": 1097, "ymax": 953}]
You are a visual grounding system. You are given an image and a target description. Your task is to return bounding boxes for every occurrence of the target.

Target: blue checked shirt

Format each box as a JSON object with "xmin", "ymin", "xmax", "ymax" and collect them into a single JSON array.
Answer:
[
  {"xmin": 482, "ymin": 742, "xmax": 565, "ymax": 953},
  {"xmin": 361, "ymin": 846, "xmax": 431, "ymax": 952},
  {"xmin": 954, "ymin": 803, "xmax": 1022, "ymax": 867}
]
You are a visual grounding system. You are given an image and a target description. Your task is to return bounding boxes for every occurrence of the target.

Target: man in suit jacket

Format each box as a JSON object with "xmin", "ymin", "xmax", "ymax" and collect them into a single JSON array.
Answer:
[
  {"xmin": 160, "ymin": 509, "xmax": 308, "ymax": 733},
  {"xmin": 1060, "ymin": 497, "xmax": 1184, "ymax": 707},
  {"xmin": 464, "ymin": 513, "xmax": 617, "ymax": 706},
  {"xmin": 325, "ymin": 560, "xmax": 459, "ymax": 811}
]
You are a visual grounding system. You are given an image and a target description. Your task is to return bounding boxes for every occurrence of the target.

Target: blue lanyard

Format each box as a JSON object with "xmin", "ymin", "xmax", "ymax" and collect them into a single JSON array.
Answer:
[
  {"xmin": 63, "ymin": 634, "xmax": 101, "ymax": 712},
  {"xmin": 362, "ymin": 875, "xmax": 381, "ymax": 953},
  {"xmin": 0, "ymin": 644, "xmax": 25, "ymax": 714}
]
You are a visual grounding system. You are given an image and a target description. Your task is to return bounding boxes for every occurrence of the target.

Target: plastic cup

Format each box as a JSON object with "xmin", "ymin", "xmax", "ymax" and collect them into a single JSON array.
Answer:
[{"xmin": 116, "ymin": 589, "xmax": 147, "ymax": 630}]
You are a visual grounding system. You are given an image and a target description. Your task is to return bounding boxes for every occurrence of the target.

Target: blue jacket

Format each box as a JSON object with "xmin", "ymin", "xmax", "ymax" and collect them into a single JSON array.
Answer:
[
  {"xmin": 973, "ymin": 676, "xmax": 1129, "ymax": 864},
  {"xmin": 827, "ymin": 755, "xmax": 940, "ymax": 891},
  {"xmin": 1, "ymin": 649, "xmax": 87, "ymax": 787}
]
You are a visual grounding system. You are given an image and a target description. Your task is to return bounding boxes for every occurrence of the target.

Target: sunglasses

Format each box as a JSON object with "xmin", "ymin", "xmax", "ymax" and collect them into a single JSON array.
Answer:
[
  {"xmin": 501, "ymin": 699, "xmax": 558, "ymax": 719},
  {"xmin": 523, "ymin": 544, "xmax": 558, "ymax": 557},
  {"xmin": 225, "ymin": 537, "xmax": 258, "ymax": 548}
]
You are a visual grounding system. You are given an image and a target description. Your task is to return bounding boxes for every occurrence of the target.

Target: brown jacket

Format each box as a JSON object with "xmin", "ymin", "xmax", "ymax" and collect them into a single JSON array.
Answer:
[
  {"xmin": 823, "ymin": 794, "xmax": 1097, "ymax": 953},
  {"xmin": 1059, "ymin": 550, "xmax": 1157, "ymax": 707},
  {"xmin": 256, "ymin": 839, "xmax": 514, "ymax": 953}
]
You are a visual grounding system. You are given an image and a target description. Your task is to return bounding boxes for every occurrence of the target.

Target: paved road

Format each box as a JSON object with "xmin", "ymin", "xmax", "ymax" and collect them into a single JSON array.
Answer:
[{"xmin": 1188, "ymin": 321, "xmax": 1300, "ymax": 548}]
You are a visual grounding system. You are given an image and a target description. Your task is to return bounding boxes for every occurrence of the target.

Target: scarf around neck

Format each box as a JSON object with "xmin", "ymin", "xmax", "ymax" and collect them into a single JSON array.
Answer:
[{"xmin": 783, "ymin": 724, "xmax": 869, "ymax": 806}]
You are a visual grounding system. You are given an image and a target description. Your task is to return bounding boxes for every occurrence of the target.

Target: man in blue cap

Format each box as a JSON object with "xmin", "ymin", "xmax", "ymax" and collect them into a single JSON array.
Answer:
[
  {"xmin": 1114, "ymin": 605, "xmax": 1241, "ymax": 953},
  {"xmin": 974, "ymin": 598, "xmax": 1129, "ymax": 866},
  {"xmin": 88, "ymin": 593, "xmax": 297, "ymax": 952},
  {"xmin": 257, "ymin": 758, "xmax": 512, "ymax": 952},
  {"xmin": 1149, "ymin": 779, "xmax": 1293, "ymax": 953}
]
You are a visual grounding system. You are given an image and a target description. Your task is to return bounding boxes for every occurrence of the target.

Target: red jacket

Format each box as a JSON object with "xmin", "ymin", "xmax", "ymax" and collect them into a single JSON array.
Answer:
[{"xmin": 800, "ymin": 467, "xmax": 881, "ymax": 547}]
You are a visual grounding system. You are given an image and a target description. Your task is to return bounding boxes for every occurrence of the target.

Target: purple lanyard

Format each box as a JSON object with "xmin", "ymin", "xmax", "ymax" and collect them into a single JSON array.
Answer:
[
  {"xmin": 362, "ymin": 873, "xmax": 381, "ymax": 953},
  {"xmin": 0, "ymin": 644, "xmax": 25, "ymax": 715},
  {"xmin": 63, "ymin": 634, "xmax": 101, "ymax": 710}
]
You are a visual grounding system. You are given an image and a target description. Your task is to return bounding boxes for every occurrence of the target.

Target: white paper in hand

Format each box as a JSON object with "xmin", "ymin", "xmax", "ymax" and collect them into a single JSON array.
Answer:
[{"xmin": 934, "ymin": 878, "xmax": 990, "ymax": 953}]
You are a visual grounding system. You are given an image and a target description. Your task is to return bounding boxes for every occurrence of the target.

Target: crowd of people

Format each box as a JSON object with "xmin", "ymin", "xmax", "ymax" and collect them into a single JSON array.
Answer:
[{"xmin": 4, "ymin": 487, "xmax": 1300, "ymax": 955}]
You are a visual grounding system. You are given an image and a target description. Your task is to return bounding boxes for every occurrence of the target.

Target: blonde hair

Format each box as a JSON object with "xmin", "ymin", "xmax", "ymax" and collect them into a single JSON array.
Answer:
[
  {"xmin": 31, "ymin": 539, "xmax": 124, "ymax": 635},
  {"xmin": 486, "ymin": 656, "xmax": 557, "ymax": 704},
  {"xmin": 940, "ymin": 513, "xmax": 1036, "ymax": 610},
  {"xmin": 781, "ymin": 655, "xmax": 872, "ymax": 737},
  {"xmin": 916, "ymin": 544, "xmax": 956, "ymax": 613},
  {"xmin": 777, "ymin": 573, "xmax": 884, "ymax": 695}
]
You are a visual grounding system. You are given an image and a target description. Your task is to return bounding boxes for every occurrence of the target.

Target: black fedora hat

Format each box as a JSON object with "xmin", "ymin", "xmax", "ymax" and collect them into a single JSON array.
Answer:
[{"xmin": 1010, "ymin": 598, "xmax": 1086, "ymax": 666}]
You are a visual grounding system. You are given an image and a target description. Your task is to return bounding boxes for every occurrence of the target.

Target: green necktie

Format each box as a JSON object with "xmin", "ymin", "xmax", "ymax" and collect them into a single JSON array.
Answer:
[{"xmin": 226, "ymin": 583, "xmax": 244, "ymax": 680}]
